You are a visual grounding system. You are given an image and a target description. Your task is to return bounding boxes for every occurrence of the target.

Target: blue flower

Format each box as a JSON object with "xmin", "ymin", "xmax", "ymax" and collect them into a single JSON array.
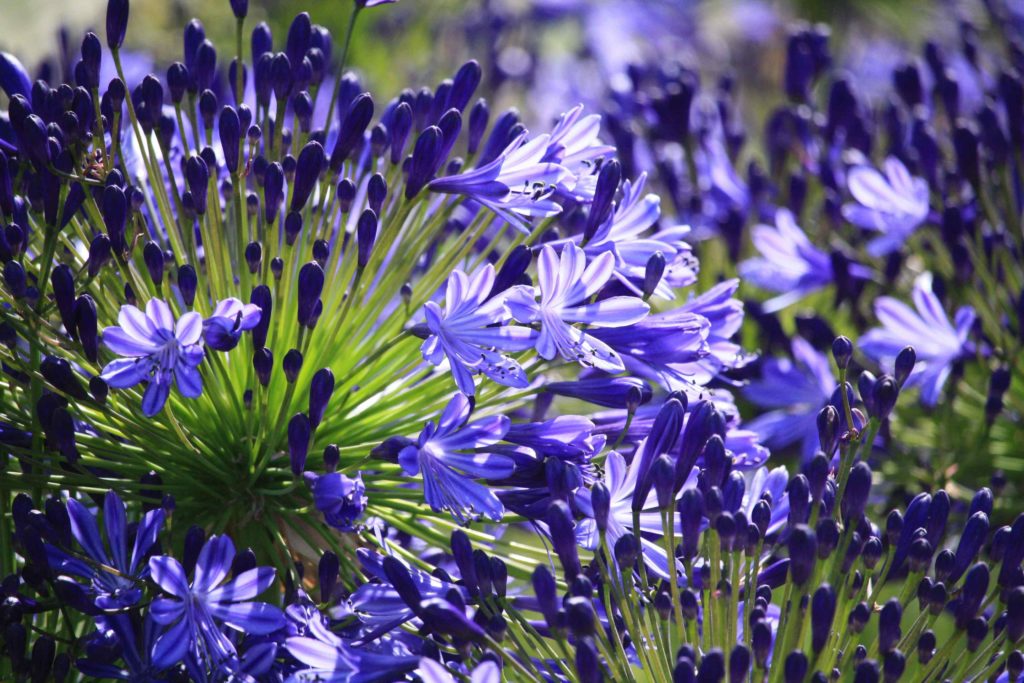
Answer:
[
  {"xmin": 507, "ymin": 244, "xmax": 650, "ymax": 372},
  {"xmin": 147, "ymin": 535, "xmax": 285, "ymax": 670},
  {"xmin": 860, "ymin": 273, "xmax": 975, "ymax": 405},
  {"xmin": 429, "ymin": 133, "xmax": 573, "ymax": 231},
  {"xmin": 398, "ymin": 393, "xmax": 515, "ymax": 522},
  {"xmin": 304, "ymin": 471, "xmax": 367, "ymax": 531},
  {"xmin": 202, "ymin": 297, "xmax": 262, "ymax": 352},
  {"xmin": 841, "ymin": 156, "xmax": 930, "ymax": 256},
  {"xmin": 47, "ymin": 492, "xmax": 165, "ymax": 611},
  {"xmin": 99, "ymin": 299, "xmax": 205, "ymax": 416},
  {"xmin": 743, "ymin": 337, "xmax": 836, "ymax": 461},
  {"xmin": 740, "ymin": 208, "xmax": 871, "ymax": 312},
  {"xmin": 421, "ymin": 264, "xmax": 536, "ymax": 396}
]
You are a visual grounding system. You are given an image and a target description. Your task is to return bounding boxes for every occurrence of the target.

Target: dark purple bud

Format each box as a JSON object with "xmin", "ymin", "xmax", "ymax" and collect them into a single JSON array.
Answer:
[
  {"xmin": 356, "ymin": 209, "xmax": 377, "ymax": 270},
  {"xmin": 405, "ymin": 126, "xmax": 443, "ymax": 199},
  {"xmin": 678, "ymin": 487, "xmax": 704, "ymax": 560},
  {"xmin": 614, "ymin": 532, "xmax": 640, "ymax": 570},
  {"xmin": 842, "ymin": 461, "xmax": 872, "ymax": 524},
  {"xmin": 811, "ymin": 584, "xmax": 836, "ymax": 653},
  {"xmin": 652, "ymin": 454, "xmax": 676, "ymax": 510},
  {"xmin": 1006, "ymin": 587, "xmax": 1024, "ymax": 643},
  {"xmin": 290, "ymin": 141, "xmax": 324, "ymax": 212},
  {"xmin": 783, "ymin": 651, "xmax": 808, "ymax": 683},
  {"xmin": 296, "ymin": 262, "xmax": 324, "ymax": 328},
  {"xmin": 283, "ymin": 349, "xmax": 303, "ymax": 383},
  {"xmin": 288, "ymin": 413, "xmax": 310, "ymax": 475},
  {"xmin": 185, "ymin": 155, "xmax": 209, "ymax": 215},
  {"xmin": 956, "ymin": 563, "xmax": 989, "ymax": 629},
  {"xmin": 177, "ymin": 265, "xmax": 197, "ymax": 306},
  {"xmin": 817, "ymin": 404, "xmax": 839, "ymax": 455},
  {"xmin": 308, "ymin": 368, "xmax": 334, "ymax": 429},
  {"xmin": 970, "ymin": 487, "xmax": 993, "ymax": 517},
  {"xmin": 270, "ymin": 52, "xmax": 292, "ymax": 103},
  {"xmin": 419, "ymin": 597, "xmax": 485, "ymax": 644},
  {"xmin": 787, "ymin": 474, "xmax": 811, "ymax": 526},
  {"xmin": 85, "ymin": 233, "xmax": 112, "ymax": 279},
  {"xmin": 546, "ymin": 377, "xmax": 651, "ymax": 410},
  {"xmin": 192, "ymin": 40, "xmax": 217, "ymax": 93},
  {"xmin": 41, "ymin": 356, "xmax": 88, "ymax": 400},
  {"xmin": 263, "ymin": 162, "xmax": 284, "ymax": 224},
  {"xmin": 584, "ymin": 159, "xmax": 620, "ymax": 243},
  {"xmin": 547, "ymin": 500, "xmax": 580, "ymax": 581},
  {"xmin": 245, "ymin": 241, "xmax": 262, "ymax": 274},
  {"xmin": 330, "ymin": 93, "xmax": 373, "ymax": 172},
  {"xmin": 676, "ymin": 400, "xmax": 725, "ymax": 491},
  {"xmin": 165, "ymin": 62, "xmax": 188, "ymax": 104},
  {"xmin": 752, "ymin": 620, "xmax": 772, "ymax": 667},
  {"xmin": 788, "ymin": 525, "xmax": 816, "ymax": 585},
  {"xmin": 643, "ymin": 251, "xmax": 666, "ymax": 299},
  {"xmin": 450, "ymin": 529, "xmax": 478, "ymax": 597},
  {"xmin": 106, "ymin": 0, "xmax": 129, "ymax": 50},
  {"xmin": 870, "ymin": 375, "xmax": 898, "ymax": 420},
  {"xmin": 467, "ymin": 99, "xmax": 489, "ymax": 155},
  {"xmin": 999, "ymin": 514, "xmax": 1024, "ymax": 587},
  {"xmin": 80, "ymin": 33, "xmax": 102, "ymax": 90},
  {"xmin": 367, "ymin": 173, "xmax": 387, "ymax": 214},
  {"xmin": 831, "ymin": 335, "xmax": 852, "ymax": 370},
  {"xmin": 102, "ymin": 186, "xmax": 127, "ymax": 253},
  {"xmin": 893, "ymin": 62, "xmax": 924, "ymax": 108},
  {"xmin": 292, "ymin": 91, "xmax": 313, "ymax": 132},
  {"xmin": 591, "ymin": 481, "xmax": 611, "ymax": 534},
  {"xmin": 51, "ymin": 264, "xmax": 75, "ymax": 335},
  {"xmin": 322, "ymin": 443, "xmax": 339, "ymax": 472},
  {"xmin": 285, "ymin": 12, "xmax": 312, "ymax": 69},
  {"xmin": 312, "ymin": 240, "xmax": 329, "ymax": 268},
  {"xmin": 230, "ymin": 0, "xmax": 248, "ymax": 19},
  {"xmin": 728, "ymin": 645, "xmax": 750, "ymax": 683},
  {"xmin": 218, "ymin": 106, "xmax": 241, "ymax": 174},
  {"xmin": 986, "ymin": 367, "xmax": 1012, "ymax": 424},
  {"xmin": 284, "ymin": 211, "xmax": 303, "ymax": 246},
  {"xmin": 252, "ymin": 348, "xmax": 273, "ymax": 386},
  {"xmin": 877, "ymin": 598, "xmax": 902, "ymax": 653},
  {"xmin": 143, "ymin": 241, "xmax": 164, "ymax": 286},
  {"xmin": 73, "ymin": 295, "xmax": 98, "ymax": 363},
  {"xmin": 270, "ymin": 257, "xmax": 283, "ymax": 280},
  {"xmin": 448, "ymin": 60, "xmax": 481, "ymax": 113}
]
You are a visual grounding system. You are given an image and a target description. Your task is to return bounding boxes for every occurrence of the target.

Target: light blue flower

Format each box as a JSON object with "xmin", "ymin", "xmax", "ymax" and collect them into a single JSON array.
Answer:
[{"xmin": 842, "ymin": 156, "xmax": 929, "ymax": 257}]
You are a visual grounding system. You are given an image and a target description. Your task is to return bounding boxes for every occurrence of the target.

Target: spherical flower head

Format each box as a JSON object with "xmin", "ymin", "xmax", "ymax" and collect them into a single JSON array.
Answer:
[
  {"xmin": 304, "ymin": 471, "xmax": 367, "ymax": 531},
  {"xmin": 99, "ymin": 300, "xmax": 205, "ymax": 416}
]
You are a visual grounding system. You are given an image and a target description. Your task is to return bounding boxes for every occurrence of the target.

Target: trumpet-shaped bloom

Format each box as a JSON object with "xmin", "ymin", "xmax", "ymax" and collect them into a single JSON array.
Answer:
[
  {"xmin": 147, "ymin": 535, "xmax": 285, "ymax": 670},
  {"xmin": 841, "ymin": 157, "xmax": 929, "ymax": 257},
  {"xmin": 421, "ymin": 264, "xmax": 536, "ymax": 396},
  {"xmin": 398, "ymin": 393, "xmax": 515, "ymax": 522},
  {"xmin": 860, "ymin": 274, "xmax": 975, "ymax": 405},
  {"xmin": 99, "ymin": 300, "xmax": 205, "ymax": 416},
  {"xmin": 743, "ymin": 338, "xmax": 836, "ymax": 461},
  {"xmin": 429, "ymin": 133, "xmax": 573, "ymax": 231},
  {"xmin": 740, "ymin": 208, "xmax": 870, "ymax": 312},
  {"xmin": 506, "ymin": 245, "xmax": 650, "ymax": 372},
  {"xmin": 202, "ymin": 297, "xmax": 262, "ymax": 352},
  {"xmin": 47, "ymin": 492, "xmax": 165, "ymax": 611}
]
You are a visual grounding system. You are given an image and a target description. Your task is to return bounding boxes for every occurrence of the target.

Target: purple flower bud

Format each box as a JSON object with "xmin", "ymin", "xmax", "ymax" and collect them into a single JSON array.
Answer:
[
  {"xmin": 252, "ymin": 348, "xmax": 273, "ymax": 386},
  {"xmin": 263, "ymin": 162, "xmax": 284, "ymax": 224},
  {"xmin": 450, "ymin": 529, "xmax": 478, "ymax": 597},
  {"xmin": 245, "ymin": 241, "xmax": 262, "ymax": 274},
  {"xmin": 270, "ymin": 52, "xmax": 292, "ymax": 103},
  {"xmin": 419, "ymin": 597, "xmax": 486, "ymax": 644},
  {"xmin": 811, "ymin": 583, "xmax": 836, "ymax": 653},
  {"xmin": 467, "ymin": 99, "xmax": 488, "ymax": 155},
  {"xmin": 270, "ymin": 257, "xmax": 283, "ymax": 280},
  {"xmin": 285, "ymin": 12, "xmax": 312, "ymax": 69},
  {"xmin": 546, "ymin": 377, "xmax": 651, "ymax": 410},
  {"xmin": 405, "ymin": 125, "xmax": 443, "ymax": 199},
  {"xmin": 308, "ymin": 368, "xmax": 334, "ymax": 429},
  {"xmin": 651, "ymin": 454, "xmax": 675, "ymax": 510},
  {"xmin": 229, "ymin": 0, "xmax": 248, "ymax": 19},
  {"xmin": 185, "ymin": 155, "xmax": 209, "ymax": 215},
  {"xmin": 50, "ymin": 264, "xmax": 75, "ymax": 336},
  {"xmin": 584, "ymin": 160, "xmax": 620, "ymax": 243},
  {"xmin": 949, "ymin": 512, "xmax": 989, "ymax": 584},
  {"xmin": 106, "ymin": 0, "xmax": 130, "ymax": 50},
  {"xmin": 73, "ymin": 295, "xmax": 98, "ymax": 363},
  {"xmin": 356, "ymin": 209, "xmax": 377, "ymax": 270},
  {"xmin": 642, "ymin": 251, "xmax": 666, "ymax": 299},
  {"xmin": 788, "ymin": 524, "xmax": 817, "ymax": 585},
  {"xmin": 288, "ymin": 412, "xmax": 310, "ymax": 475},
  {"xmin": 546, "ymin": 500, "xmax": 580, "ymax": 581},
  {"xmin": 176, "ymin": 264, "xmax": 197, "ymax": 306},
  {"xmin": 367, "ymin": 173, "xmax": 387, "ymax": 214},
  {"xmin": 957, "ymin": 563, "xmax": 989, "ymax": 629},
  {"xmin": 678, "ymin": 487, "xmax": 704, "ymax": 560},
  {"xmin": 676, "ymin": 400, "xmax": 725, "ymax": 491},
  {"xmin": 297, "ymin": 262, "xmax": 324, "ymax": 328},
  {"xmin": 1007, "ymin": 587, "xmax": 1024, "ymax": 643},
  {"xmin": 312, "ymin": 240, "xmax": 329, "ymax": 268},
  {"xmin": 290, "ymin": 141, "xmax": 324, "ymax": 212},
  {"xmin": 783, "ymin": 651, "xmax": 808, "ymax": 683},
  {"xmin": 330, "ymin": 93, "xmax": 373, "ymax": 172},
  {"xmin": 142, "ymin": 241, "xmax": 164, "ymax": 286},
  {"xmin": 292, "ymin": 91, "xmax": 313, "ymax": 132},
  {"xmin": 787, "ymin": 474, "xmax": 811, "ymax": 526},
  {"xmin": 831, "ymin": 335, "xmax": 852, "ymax": 370},
  {"xmin": 841, "ymin": 461, "xmax": 872, "ymax": 524},
  {"xmin": 192, "ymin": 40, "xmax": 217, "ymax": 93},
  {"xmin": 79, "ymin": 33, "xmax": 102, "ymax": 90},
  {"xmin": 531, "ymin": 564, "xmax": 560, "ymax": 631},
  {"xmin": 447, "ymin": 60, "xmax": 481, "ymax": 114},
  {"xmin": 284, "ymin": 211, "xmax": 303, "ymax": 246},
  {"xmin": 999, "ymin": 514, "xmax": 1024, "ymax": 587},
  {"xmin": 41, "ymin": 356, "xmax": 87, "ymax": 400},
  {"xmin": 702, "ymin": 434, "xmax": 731, "ymax": 490},
  {"xmin": 389, "ymin": 101, "xmax": 413, "ymax": 164},
  {"xmin": 217, "ymin": 107, "xmax": 241, "ymax": 175}
]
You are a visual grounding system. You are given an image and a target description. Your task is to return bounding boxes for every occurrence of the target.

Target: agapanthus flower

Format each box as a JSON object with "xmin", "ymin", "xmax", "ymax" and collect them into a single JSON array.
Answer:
[
  {"xmin": 507, "ymin": 244, "xmax": 650, "ymax": 371},
  {"xmin": 99, "ymin": 300, "xmax": 204, "ymax": 416},
  {"xmin": 47, "ymin": 492, "xmax": 164, "ymax": 611},
  {"xmin": 202, "ymin": 298, "xmax": 262, "ymax": 352},
  {"xmin": 147, "ymin": 535, "xmax": 285, "ymax": 670},
  {"xmin": 420, "ymin": 264, "xmax": 535, "ymax": 396},
  {"xmin": 429, "ymin": 132, "xmax": 573, "ymax": 230},
  {"xmin": 743, "ymin": 337, "xmax": 835, "ymax": 461},
  {"xmin": 740, "ymin": 208, "xmax": 870, "ymax": 312},
  {"xmin": 304, "ymin": 471, "xmax": 367, "ymax": 531},
  {"xmin": 398, "ymin": 393, "xmax": 514, "ymax": 522},
  {"xmin": 860, "ymin": 273, "xmax": 975, "ymax": 405},
  {"xmin": 841, "ymin": 156, "xmax": 930, "ymax": 256}
]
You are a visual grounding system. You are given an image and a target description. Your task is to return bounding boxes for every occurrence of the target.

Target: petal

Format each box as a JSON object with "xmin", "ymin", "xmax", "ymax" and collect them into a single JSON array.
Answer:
[
  {"xmin": 148, "ymin": 556, "xmax": 191, "ymax": 598},
  {"xmin": 149, "ymin": 597, "xmax": 185, "ymax": 625},
  {"xmin": 175, "ymin": 311, "xmax": 203, "ymax": 345},
  {"xmin": 102, "ymin": 327, "xmax": 160, "ymax": 356},
  {"xmin": 150, "ymin": 614, "xmax": 190, "ymax": 668},
  {"xmin": 207, "ymin": 600, "xmax": 286, "ymax": 635},
  {"xmin": 118, "ymin": 304, "xmax": 155, "ymax": 341},
  {"xmin": 175, "ymin": 364, "xmax": 203, "ymax": 399},
  {"xmin": 103, "ymin": 492, "xmax": 128, "ymax": 572},
  {"xmin": 66, "ymin": 498, "xmax": 108, "ymax": 564},
  {"xmin": 141, "ymin": 379, "xmax": 171, "ymax": 417},
  {"xmin": 205, "ymin": 567, "xmax": 277, "ymax": 603},
  {"xmin": 129, "ymin": 508, "xmax": 165, "ymax": 575},
  {"xmin": 193, "ymin": 535, "xmax": 236, "ymax": 593},
  {"xmin": 100, "ymin": 357, "xmax": 153, "ymax": 389},
  {"xmin": 562, "ymin": 296, "xmax": 650, "ymax": 327},
  {"xmin": 146, "ymin": 299, "xmax": 174, "ymax": 333},
  {"xmin": 286, "ymin": 637, "xmax": 352, "ymax": 670}
]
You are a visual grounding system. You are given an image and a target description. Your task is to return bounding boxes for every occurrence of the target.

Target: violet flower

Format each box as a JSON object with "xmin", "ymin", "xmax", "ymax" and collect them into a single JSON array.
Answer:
[
  {"xmin": 398, "ymin": 393, "xmax": 515, "ymax": 522},
  {"xmin": 420, "ymin": 264, "xmax": 536, "ymax": 396},
  {"xmin": 99, "ymin": 300, "xmax": 205, "ymax": 416},
  {"xmin": 202, "ymin": 298, "xmax": 262, "ymax": 352},
  {"xmin": 841, "ymin": 156, "xmax": 929, "ymax": 256},
  {"xmin": 860, "ymin": 274, "xmax": 975, "ymax": 405},
  {"xmin": 506, "ymin": 244, "xmax": 650, "ymax": 372}
]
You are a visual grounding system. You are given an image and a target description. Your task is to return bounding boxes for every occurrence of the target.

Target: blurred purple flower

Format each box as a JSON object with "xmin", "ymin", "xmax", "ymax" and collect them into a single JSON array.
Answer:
[
  {"xmin": 860, "ymin": 274, "xmax": 975, "ymax": 405},
  {"xmin": 842, "ymin": 157, "xmax": 929, "ymax": 257}
]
